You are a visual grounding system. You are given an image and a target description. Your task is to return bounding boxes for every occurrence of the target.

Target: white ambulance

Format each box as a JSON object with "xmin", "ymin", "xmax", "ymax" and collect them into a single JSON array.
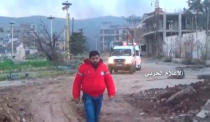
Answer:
[{"xmin": 108, "ymin": 43, "xmax": 142, "ymax": 74}]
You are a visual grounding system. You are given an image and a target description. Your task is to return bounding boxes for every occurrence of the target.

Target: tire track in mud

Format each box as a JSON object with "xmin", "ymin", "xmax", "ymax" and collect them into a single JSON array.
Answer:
[
  {"xmin": 0, "ymin": 75, "xmax": 165, "ymax": 122},
  {"xmin": 0, "ymin": 76, "xmax": 81, "ymax": 122},
  {"xmin": 27, "ymin": 78, "xmax": 74, "ymax": 122}
]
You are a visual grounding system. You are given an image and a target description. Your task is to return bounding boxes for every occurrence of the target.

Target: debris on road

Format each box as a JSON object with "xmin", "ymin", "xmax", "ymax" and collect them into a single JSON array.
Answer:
[
  {"xmin": 198, "ymin": 74, "xmax": 210, "ymax": 80},
  {"xmin": 125, "ymin": 80, "xmax": 210, "ymax": 121},
  {"xmin": 195, "ymin": 99, "xmax": 210, "ymax": 121},
  {"xmin": 165, "ymin": 86, "xmax": 196, "ymax": 104},
  {"xmin": 0, "ymin": 90, "xmax": 32, "ymax": 122}
]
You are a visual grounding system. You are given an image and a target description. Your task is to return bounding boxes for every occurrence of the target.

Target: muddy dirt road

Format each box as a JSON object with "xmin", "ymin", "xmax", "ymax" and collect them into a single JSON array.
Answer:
[{"xmin": 0, "ymin": 58, "xmax": 208, "ymax": 122}]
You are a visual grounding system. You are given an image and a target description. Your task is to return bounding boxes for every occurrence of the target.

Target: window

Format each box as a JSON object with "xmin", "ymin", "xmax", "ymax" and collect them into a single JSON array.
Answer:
[{"xmin": 111, "ymin": 49, "xmax": 131, "ymax": 56}]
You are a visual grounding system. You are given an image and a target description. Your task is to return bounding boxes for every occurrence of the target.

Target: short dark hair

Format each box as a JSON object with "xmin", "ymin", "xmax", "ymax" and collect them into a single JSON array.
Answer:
[{"xmin": 89, "ymin": 51, "xmax": 100, "ymax": 58}]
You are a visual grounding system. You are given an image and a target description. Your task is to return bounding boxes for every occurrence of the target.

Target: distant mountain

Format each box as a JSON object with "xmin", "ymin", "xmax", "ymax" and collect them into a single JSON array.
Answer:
[{"xmin": 0, "ymin": 16, "xmax": 127, "ymax": 50}]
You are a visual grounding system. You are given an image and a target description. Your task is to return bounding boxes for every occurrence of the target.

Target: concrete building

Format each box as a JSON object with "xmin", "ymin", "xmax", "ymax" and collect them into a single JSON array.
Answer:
[
  {"xmin": 100, "ymin": 23, "xmax": 129, "ymax": 51},
  {"xmin": 141, "ymin": 8, "xmax": 196, "ymax": 57}
]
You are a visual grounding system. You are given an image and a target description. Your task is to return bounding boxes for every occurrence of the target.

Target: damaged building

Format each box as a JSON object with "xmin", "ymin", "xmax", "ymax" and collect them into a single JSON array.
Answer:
[
  {"xmin": 100, "ymin": 22, "xmax": 129, "ymax": 51},
  {"xmin": 141, "ymin": 7, "xmax": 196, "ymax": 57},
  {"xmin": 140, "ymin": 0, "xmax": 210, "ymax": 61}
]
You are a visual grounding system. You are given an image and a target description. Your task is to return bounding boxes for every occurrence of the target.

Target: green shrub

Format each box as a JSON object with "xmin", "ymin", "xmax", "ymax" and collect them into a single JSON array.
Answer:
[
  {"xmin": 0, "ymin": 59, "xmax": 16, "ymax": 70},
  {"xmin": 0, "ymin": 59, "xmax": 53, "ymax": 72},
  {"xmin": 20, "ymin": 60, "xmax": 52, "ymax": 67}
]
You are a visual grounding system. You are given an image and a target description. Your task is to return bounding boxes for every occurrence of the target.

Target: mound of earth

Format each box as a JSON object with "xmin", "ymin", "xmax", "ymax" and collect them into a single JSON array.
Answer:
[
  {"xmin": 0, "ymin": 88, "xmax": 32, "ymax": 122},
  {"xmin": 125, "ymin": 80, "xmax": 210, "ymax": 121}
]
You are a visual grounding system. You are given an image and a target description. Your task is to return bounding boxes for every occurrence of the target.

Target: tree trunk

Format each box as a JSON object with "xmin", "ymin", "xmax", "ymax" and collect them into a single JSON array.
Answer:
[
  {"xmin": 205, "ymin": 8, "xmax": 209, "ymax": 59},
  {"xmin": 206, "ymin": 8, "xmax": 210, "ymax": 59}
]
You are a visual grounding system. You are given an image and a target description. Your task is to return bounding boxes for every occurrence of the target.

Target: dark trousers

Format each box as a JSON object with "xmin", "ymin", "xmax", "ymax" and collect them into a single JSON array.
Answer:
[{"xmin": 83, "ymin": 93, "xmax": 103, "ymax": 122}]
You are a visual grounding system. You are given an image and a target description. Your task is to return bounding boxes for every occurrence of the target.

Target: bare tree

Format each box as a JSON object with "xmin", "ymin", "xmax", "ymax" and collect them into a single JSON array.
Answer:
[
  {"xmin": 19, "ymin": 21, "xmax": 64, "ymax": 62},
  {"xmin": 34, "ymin": 22, "xmax": 64, "ymax": 61}
]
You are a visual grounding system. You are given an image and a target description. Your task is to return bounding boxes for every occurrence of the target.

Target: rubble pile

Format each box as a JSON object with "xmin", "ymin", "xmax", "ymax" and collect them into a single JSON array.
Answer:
[
  {"xmin": 0, "ymin": 96, "xmax": 20, "ymax": 122},
  {"xmin": 126, "ymin": 80, "xmax": 210, "ymax": 121},
  {"xmin": 0, "ymin": 89, "xmax": 31, "ymax": 122}
]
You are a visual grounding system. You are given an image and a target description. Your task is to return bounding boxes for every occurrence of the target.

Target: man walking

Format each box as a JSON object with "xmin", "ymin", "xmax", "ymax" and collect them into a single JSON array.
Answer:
[{"xmin": 72, "ymin": 51, "xmax": 116, "ymax": 122}]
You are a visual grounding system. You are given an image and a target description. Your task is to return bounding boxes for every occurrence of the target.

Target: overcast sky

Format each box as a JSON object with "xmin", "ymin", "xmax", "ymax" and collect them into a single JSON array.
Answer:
[{"xmin": 0, "ymin": 0, "xmax": 188, "ymax": 19}]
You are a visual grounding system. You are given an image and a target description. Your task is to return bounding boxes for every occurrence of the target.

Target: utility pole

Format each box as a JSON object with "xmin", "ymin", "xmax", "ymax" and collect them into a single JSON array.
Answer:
[
  {"xmin": 64, "ymin": 28, "xmax": 66, "ymax": 51},
  {"xmin": 9, "ymin": 22, "xmax": 15, "ymax": 58},
  {"xmin": 47, "ymin": 16, "xmax": 55, "ymax": 43},
  {"xmin": 155, "ymin": 0, "xmax": 159, "ymax": 9},
  {"xmin": 95, "ymin": 37, "xmax": 98, "ymax": 50},
  {"xmin": 62, "ymin": 1, "xmax": 72, "ymax": 62},
  {"xmin": 72, "ymin": 17, "xmax": 74, "ymax": 34},
  {"xmin": 102, "ymin": 30, "xmax": 105, "ymax": 51}
]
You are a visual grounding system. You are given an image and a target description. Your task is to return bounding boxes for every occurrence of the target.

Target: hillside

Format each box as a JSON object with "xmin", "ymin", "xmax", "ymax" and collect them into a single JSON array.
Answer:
[{"xmin": 0, "ymin": 16, "xmax": 127, "ymax": 50}]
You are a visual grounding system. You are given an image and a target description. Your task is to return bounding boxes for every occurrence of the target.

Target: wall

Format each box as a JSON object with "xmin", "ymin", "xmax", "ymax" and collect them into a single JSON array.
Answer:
[
  {"xmin": 163, "ymin": 31, "xmax": 208, "ymax": 59},
  {"xmin": 15, "ymin": 43, "xmax": 25, "ymax": 61}
]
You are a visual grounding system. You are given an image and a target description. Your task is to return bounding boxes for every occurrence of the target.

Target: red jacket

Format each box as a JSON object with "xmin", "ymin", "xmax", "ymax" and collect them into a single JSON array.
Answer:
[{"xmin": 72, "ymin": 59, "xmax": 116, "ymax": 99}]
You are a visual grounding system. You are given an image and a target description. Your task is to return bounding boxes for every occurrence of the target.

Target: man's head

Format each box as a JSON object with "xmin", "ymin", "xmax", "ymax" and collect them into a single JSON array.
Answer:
[{"xmin": 89, "ymin": 51, "xmax": 100, "ymax": 64}]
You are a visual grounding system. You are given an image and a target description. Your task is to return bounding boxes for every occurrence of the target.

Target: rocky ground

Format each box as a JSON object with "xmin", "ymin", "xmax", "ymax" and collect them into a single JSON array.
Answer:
[{"xmin": 125, "ymin": 79, "xmax": 210, "ymax": 122}]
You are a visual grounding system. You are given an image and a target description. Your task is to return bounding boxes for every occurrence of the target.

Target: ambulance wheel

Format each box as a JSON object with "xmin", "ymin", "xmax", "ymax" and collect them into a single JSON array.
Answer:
[{"xmin": 129, "ymin": 66, "xmax": 136, "ymax": 74}]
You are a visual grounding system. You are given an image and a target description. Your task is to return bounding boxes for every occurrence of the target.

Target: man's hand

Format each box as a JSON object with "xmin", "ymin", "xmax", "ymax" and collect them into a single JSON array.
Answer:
[
  {"xmin": 72, "ymin": 98, "xmax": 80, "ymax": 104},
  {"xmin": 109, "ymin": 95, "xmax": 114, "ymax": 100}
]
